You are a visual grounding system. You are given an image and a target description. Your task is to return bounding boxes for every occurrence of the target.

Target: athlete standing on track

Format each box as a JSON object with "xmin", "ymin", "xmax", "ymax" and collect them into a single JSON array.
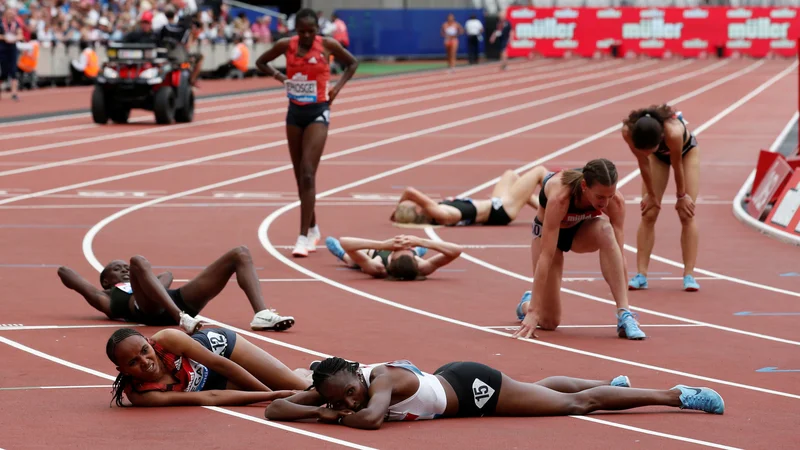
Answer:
[
  {"xmin": 513, "ymin": 159, "xmax": 647, "ymax": 341},
  {"xmin": 621, "ymin": 104, "xmax": 701, "ymax": 292},
  {"xmin": 255, "ymin": 8, "xmax": 359, "ymax": 258}
]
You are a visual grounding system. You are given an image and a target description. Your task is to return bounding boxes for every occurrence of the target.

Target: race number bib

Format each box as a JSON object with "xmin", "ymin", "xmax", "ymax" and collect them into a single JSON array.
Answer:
[
  {"xmin": 115, "ymin": 282, "xmax": 133, "ymax": 294},
  {"xmin": 4, "ymin": 33, "xmax": 17, "ymax": 43},
  {"xmin": 285, "ymin": 79, "xmax": 317, "ymax": 103},
  {"xmin": 532, "ymin": 219, "xmax": 543, "ymax": 238}
]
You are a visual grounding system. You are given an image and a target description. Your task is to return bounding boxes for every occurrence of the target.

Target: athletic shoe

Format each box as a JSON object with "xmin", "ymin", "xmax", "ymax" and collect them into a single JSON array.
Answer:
[
  {"xmin": 251, "ymin": 309, "xmax": 295, "ymax": 331},
  {"xmin": 628, "ymin": 273, "xmax": 648, "ymax": 290},
  {"xmin": 307, "ymin": 225, "xmax": 321, "ymax": 252},
  {"xmin": 325, "ymin": 237, "xmax": 346, "ymax": 261},
  {"xmin": 683, "ymin": 275, "xmax": 700, "ymax": 292},
  {"xmin": 616, "ymin": 309, "xmax": 646, "ymax": 340},
  {"xmin": 516, "ymin": 291, "xmax": 531, "ymax": 321},
  {"xmin": 415, "ymin": 247, "xmax": 428, "ymax": 257},
  {"xmin": 292, "ymin": 235, "xmax": 309, "ymax": 257},
  {"xmin": 672, "ymin": 385, "xmax": 725, "ymax": 414},
  {"xmin": 179, "ymin": 311, "xmax": 202, "ymax": 334},
  {"xmin": 611, "ymin": 375, "xmax": 631, "ymax": 388}
]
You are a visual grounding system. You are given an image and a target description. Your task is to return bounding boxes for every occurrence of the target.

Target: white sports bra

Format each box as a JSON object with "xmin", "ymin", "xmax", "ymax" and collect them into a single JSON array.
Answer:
[{"xmin": 360, "ymin": 360, "xmax": 447, "ymax": 421}]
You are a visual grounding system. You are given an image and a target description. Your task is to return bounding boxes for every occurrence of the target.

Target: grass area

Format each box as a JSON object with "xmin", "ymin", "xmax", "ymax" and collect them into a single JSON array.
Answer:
[{"xmin": 354, "ymin": 61, "xmax": 447, "ymax": 75}]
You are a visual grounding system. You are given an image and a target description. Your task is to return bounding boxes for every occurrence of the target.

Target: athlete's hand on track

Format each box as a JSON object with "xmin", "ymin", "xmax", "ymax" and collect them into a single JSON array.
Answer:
[
  {"xmin": 318, "ymin": 407, "xmax": 354, "ymax": 424},
  {"xmin": 512, "ymin": 309, "xmax": 539, "ymax": 339}
]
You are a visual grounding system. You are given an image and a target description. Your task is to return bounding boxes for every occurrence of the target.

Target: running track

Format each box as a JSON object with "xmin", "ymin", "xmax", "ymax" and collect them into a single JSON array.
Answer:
[{"xmin": 0, "ymin": 58, "xmax": 797, "ymax": 449}]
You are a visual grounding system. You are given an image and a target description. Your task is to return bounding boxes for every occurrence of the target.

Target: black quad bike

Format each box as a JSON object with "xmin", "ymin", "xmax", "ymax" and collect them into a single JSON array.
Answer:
[{"xmin": 91, "ymin": 42, "xmax": 195, "ymax": 125}]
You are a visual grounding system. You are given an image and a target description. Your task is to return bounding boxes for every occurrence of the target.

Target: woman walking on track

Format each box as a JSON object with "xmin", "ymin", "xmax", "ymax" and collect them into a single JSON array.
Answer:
[
  {"xmin": 513, "ymin": 159, "xmax": 647, "ymax": 341},
  {"xmin": 255, "ymin": 8, "xmax": 359, "ymax": 258},
  {"xmin": 105, "ymin": 327, "xmax": 310, "ymax": 407},
  {"xmin": 265, "ymin": 357, "xmax": 724, "ymax": 429},
  {"xmin": 621, "ymin": 105, "xmax": 700, "ymax": 292},
  {"xmin": 441, "ymin": 14, "xmax": 464, "ymax": 71}
]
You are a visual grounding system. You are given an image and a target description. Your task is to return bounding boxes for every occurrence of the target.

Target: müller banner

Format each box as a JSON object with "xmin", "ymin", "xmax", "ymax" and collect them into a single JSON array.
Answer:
[{"xmin": 504, "ymin": 6, "xmax": 799, "ymax": 58}]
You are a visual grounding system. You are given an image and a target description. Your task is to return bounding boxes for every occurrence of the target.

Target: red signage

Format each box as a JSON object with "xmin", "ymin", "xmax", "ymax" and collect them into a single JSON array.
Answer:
[
  {"xmin": 505, "ymin": 7, "xmax": 799, "ymax": 59},
  {"xmin": 748, "ymin": 156, "xmax": 794, "ymax": 220},
  {"xmin": 765, "ymin": 170, "xmax": 800, "ymax": 237}
]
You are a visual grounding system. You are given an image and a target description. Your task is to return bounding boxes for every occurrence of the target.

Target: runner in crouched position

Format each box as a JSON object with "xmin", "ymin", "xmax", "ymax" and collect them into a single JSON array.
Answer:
[{"xmin": 513, "ymin": 158, "xmax": 646, "ymax": 340}]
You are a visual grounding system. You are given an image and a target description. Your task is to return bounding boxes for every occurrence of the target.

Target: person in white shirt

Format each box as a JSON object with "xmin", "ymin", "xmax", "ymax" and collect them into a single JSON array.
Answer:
[{"xmin": 464, "ymin": 14, "xmax": 483, "ymax": 64}]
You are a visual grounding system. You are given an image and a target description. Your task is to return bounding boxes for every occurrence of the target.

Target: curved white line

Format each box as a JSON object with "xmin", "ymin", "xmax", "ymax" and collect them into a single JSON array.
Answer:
[{"xmin": 731, "ymin": 111, "xmax": 800, "ymax": 246}]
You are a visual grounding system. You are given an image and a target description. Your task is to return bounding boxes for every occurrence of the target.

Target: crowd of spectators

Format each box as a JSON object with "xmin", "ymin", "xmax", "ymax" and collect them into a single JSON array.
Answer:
[{"xmin": 0, "ymin": 0, "xmax": 288, "ymax": 50}]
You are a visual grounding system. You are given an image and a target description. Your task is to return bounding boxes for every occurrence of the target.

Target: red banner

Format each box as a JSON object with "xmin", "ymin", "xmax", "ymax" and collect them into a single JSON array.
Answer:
[{"xmin": 505, "ymin": 6, "xmax": 799, "ymax": 59}]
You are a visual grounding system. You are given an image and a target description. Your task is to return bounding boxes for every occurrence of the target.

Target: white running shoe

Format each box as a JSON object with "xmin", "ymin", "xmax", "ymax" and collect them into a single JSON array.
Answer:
[
  {"xmin": 307, "ymin": 226, "xmax": 321, "ymax": 253},
  {"xmin": 179, "ymin": 311, "xmax": 202, "ymax": 334},
  {"xmin": 292, "ymin": 235, "xmax": 309, "ymax": 257},
  {"xmin": 251, "ymin": 309, "xmax": 295, "ymax": 331}
]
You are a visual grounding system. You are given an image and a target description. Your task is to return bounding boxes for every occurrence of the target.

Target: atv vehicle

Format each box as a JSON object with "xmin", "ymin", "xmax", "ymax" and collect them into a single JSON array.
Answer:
[{"xmin": 91, "ymin": 42, "xmax": 195, "ymax": 125}]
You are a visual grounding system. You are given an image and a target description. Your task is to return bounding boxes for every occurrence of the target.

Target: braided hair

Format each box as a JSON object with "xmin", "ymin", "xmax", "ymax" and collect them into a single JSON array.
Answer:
[
  {"xmin": 309, "ymin": 357, "xmax": 361, "ymax": 402},
  {"xmin": 622, "ymin": 104, "xmax": 676, "ymax": 150},
  {"xmin": 105, "ymin": 328, "xmax": 165, "ymax": 407}
]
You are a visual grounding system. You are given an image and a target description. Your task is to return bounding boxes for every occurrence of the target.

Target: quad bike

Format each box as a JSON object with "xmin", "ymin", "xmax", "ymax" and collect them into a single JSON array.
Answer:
[{"xmin": 91, "ymin": 41, "xmax": 195, "ymax": 125}]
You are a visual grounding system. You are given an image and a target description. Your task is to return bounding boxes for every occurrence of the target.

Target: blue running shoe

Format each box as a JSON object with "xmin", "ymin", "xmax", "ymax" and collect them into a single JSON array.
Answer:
[
  {"xmin": 611, "ymin": 375, "xmax": 631, "ymax": 388},
  {"xmin": 617, "ymin": 309, "xmax": 646, "ymax": 340},
  {"xmin": 325, "ymin": 237, "xmax": 346, "ymax": 261},
  {"xmin": 672, "ymin": 385, "xmax": 725, "ymax": 414},
  {"xmin": 516, "ymin": 291, "xmax": 531, "ymax": 321},
  {"xmin": 683, "ymin": 275, "xmax": 700, "ymax": 292},
  {"xmin": 628, "ymin": 273, "xmax": 648, "ymax": 290},
  {"xmin": 415, "ymin": 247, "xmax": 428, "ymax": 258}
]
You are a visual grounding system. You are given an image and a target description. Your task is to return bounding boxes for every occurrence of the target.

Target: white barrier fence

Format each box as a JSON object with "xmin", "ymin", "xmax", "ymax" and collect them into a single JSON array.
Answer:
[{"xmin": 29, "ymin": 41, "xmax": 285, "ymax": 79}]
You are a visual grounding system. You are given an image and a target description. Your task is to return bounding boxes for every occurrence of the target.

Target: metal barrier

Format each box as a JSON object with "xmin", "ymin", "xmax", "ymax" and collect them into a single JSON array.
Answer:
[{"xmin": 31, "ymin": 41, "xmax": 285, "ymax": 79}]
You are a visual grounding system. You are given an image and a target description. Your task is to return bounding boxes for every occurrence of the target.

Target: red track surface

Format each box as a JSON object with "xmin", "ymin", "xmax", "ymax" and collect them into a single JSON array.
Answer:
[{"xmin": 1, "ymin": 58, "xmax": 798, "ymax": 449}]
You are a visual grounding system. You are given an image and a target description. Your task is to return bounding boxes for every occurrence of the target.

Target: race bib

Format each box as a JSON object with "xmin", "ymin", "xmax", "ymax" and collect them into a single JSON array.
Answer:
[
  {"xmin": 4, "ymin": 33, "xmax": 17, "ymax": 43},
  {"xmin": 532, "ymin": 219, "xmax": 543, "ymax": 238},
  {"xmin": 115, "ymin": 282, "xmax": 133, "ymax": 294},
  {"xmin": 285, "ymin": 79, "xmax": 317, "ymax": 103}
]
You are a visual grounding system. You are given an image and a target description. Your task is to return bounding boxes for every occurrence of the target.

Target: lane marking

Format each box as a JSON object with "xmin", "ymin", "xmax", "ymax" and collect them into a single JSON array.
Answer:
[
  {"xmin": 0, "ymin": 59, "xmax": 518, "ymax": 131},
  {"xmin": 0, "ymin": 384, "xmax": 111, "ymax": 391},
  {"xmin": 251, "ymin": 60, "xmax": 800, "ymax": 400},
  {"xmin": 0, "ymin": 60, "xmax": 610, "ymax": 161},
  {"xmin": 2, "ymin": 61, "xmax": 677, "ymax": 206},
  {"xmin": 0, "ymin": 336, "xmax": 375, "ymax": 449}
]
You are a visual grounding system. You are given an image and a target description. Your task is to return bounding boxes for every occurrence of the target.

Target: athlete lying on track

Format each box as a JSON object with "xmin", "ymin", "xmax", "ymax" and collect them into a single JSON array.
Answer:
[
  {"xmin": 513, "ymin": 158, "xmax": 646, "ymax": 340},
  {"xmin": 391, "ymin": 166, "xmax": 547, "ymax": 227},
  {"xmin": 57, "ymin": 246, "xmax": 294, "ymax": 334},
  {"xmin": 324, "ymin": 234, "xmax": 462, "ymax": 280},
  {"xmin": 265, "ymin": 357, "xmax": 725, "ymax": 429},
  {"xmin": 105, "ymin": 327, "xmax": 310, "ymax": 407}
]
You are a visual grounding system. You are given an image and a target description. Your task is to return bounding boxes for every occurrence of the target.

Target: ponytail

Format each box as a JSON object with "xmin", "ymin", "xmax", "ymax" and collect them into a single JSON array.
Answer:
[
  {"xmin": 561, "ymin": 158, "xmax": 618, "ymax": 195},
  {"xmin": 622, "ymin": 104, "xmax": 676, "ymax": 150}
]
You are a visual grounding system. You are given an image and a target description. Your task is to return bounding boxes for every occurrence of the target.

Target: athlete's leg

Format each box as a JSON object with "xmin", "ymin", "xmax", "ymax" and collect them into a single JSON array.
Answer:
[
  {"xmin": 228, "ymin": 334, "xmax": 311, "ymax": 390},
  {"xmin": 518, "ymin": 228, "xmax": 564, "ymax": 330},
  {"xmin": 297, "ymin": 122, "xmax": 328, "ymax": 237},
  {"xmin": 570, "ymin": 218, "xmax": 645, "ymax": 340},
  {"xmin": 631, "ymin": 155, "xmax": 670, "ymax": 288},
  {"xmin": 178, "ymin": 246, "xmax": 267, "ymax": 313},
  {"xmin": 128, "ymin": 255, "xmax": 183, "ymax": 323},
  {"xmin": 501, "ymin": 165, "xmax": 547, "ymax": 218},
  {"xmin": 679, "ymin": 148, "xmax": 701, "ymax": 290},
  {"xmin": 535, "ymin": 375, "xmax": 630, "ymax": 392},
  {"xmin": 494, "ymin": 374, "xmax": 724, "ymax": 416}
]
